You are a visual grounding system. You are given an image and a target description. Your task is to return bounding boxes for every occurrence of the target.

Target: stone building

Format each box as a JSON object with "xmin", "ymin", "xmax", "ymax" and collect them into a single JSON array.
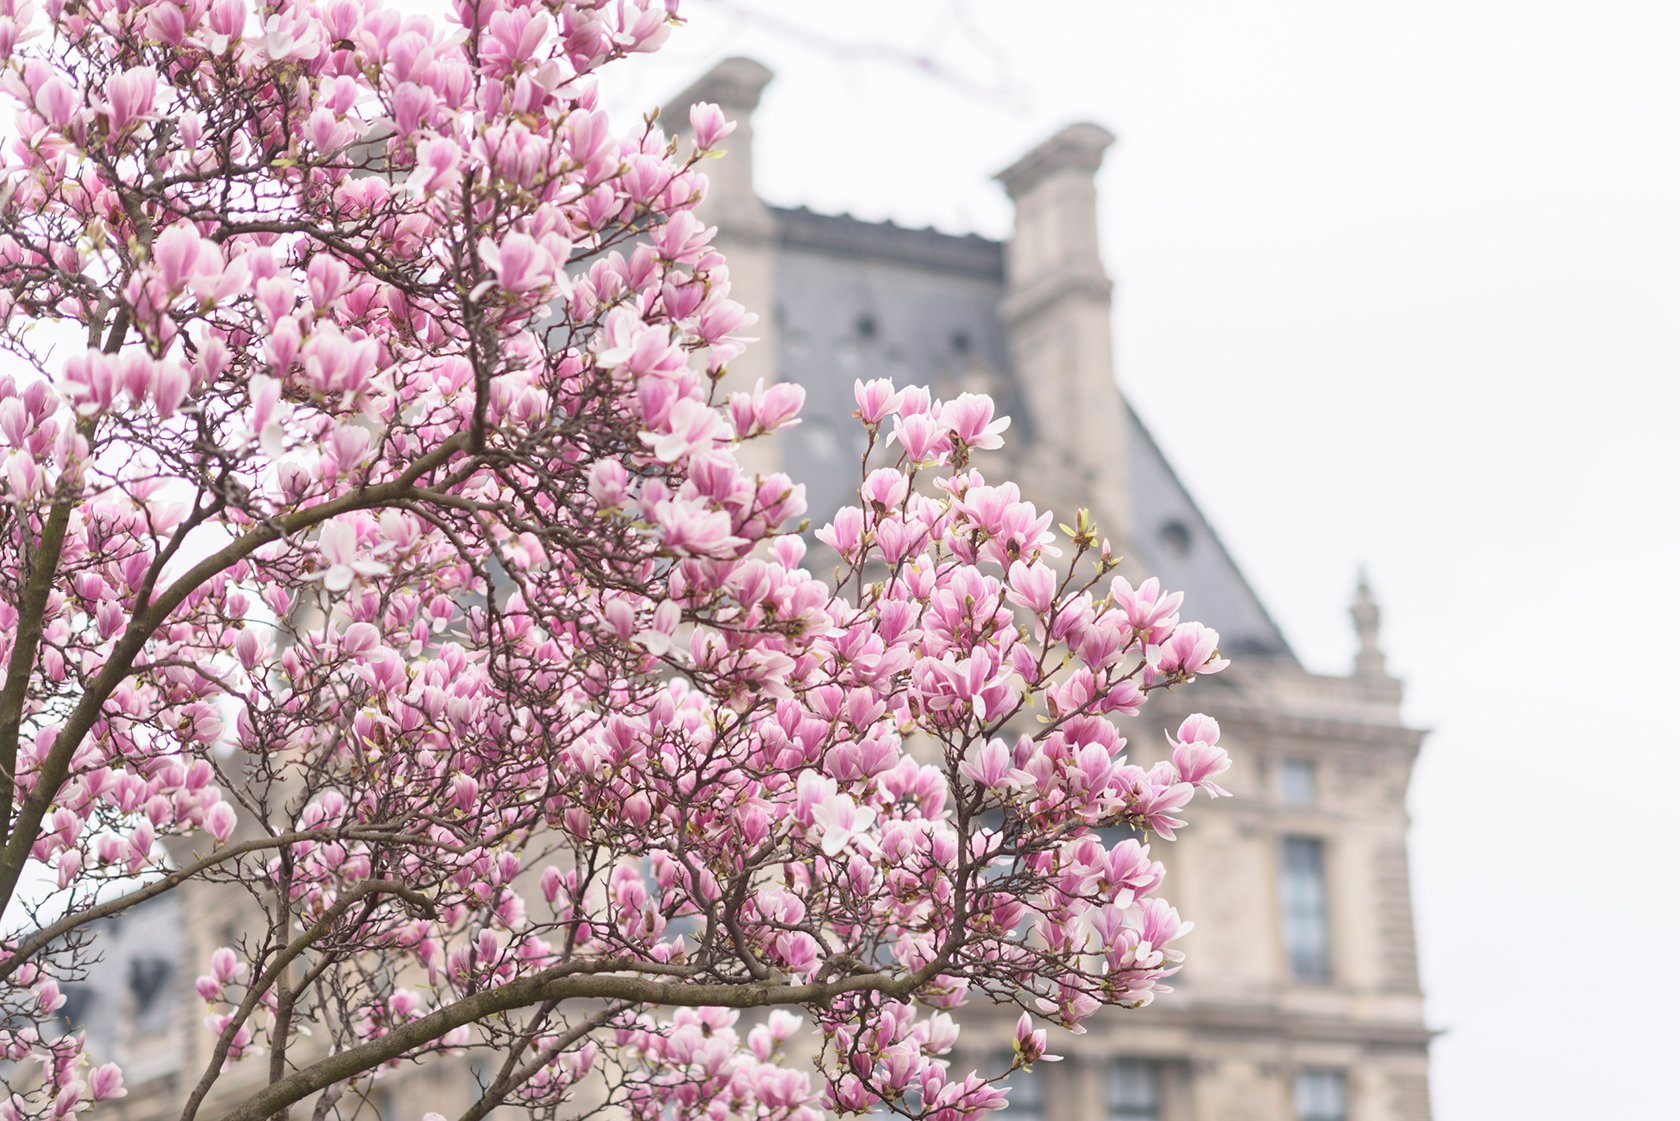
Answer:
[
  {"xmin": 663, "ymin": 57, "xmax": 1437, "ymax": 1121},
  {"xmin": 54, "ymin": 56, "xmax": 1434, "ymax": 1121}
]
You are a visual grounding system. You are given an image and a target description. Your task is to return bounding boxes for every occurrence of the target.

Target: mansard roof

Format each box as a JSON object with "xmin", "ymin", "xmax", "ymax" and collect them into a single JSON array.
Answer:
[{"xmin": 766, "ymin": 205, "xmax": 1296, "ymax": 664}]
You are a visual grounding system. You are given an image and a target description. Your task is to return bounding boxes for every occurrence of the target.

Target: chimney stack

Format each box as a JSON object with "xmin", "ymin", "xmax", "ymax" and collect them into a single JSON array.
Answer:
[
  {"xmin": 666, "ymin": 57, "xmax": 775, "ymax": 242},
  {"xmin": 995, "ymin": 123, "xmax": 1129, "ymax": 542},
  {"xmin": 666, "ymin": 58, "xmax": 780, "ymax": 475}
]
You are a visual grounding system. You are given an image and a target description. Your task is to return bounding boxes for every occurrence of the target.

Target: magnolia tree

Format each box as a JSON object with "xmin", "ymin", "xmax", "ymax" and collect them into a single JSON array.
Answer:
[{"xmin": 0, "ymin": 0, "xmax": 1234, "ymax": 1118}]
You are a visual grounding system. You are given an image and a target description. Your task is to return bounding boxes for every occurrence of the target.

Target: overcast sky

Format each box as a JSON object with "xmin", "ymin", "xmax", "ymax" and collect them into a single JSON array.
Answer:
[{"xmin": 606, "ymin": 3, "xmax": 1680, "ymax": 1117}]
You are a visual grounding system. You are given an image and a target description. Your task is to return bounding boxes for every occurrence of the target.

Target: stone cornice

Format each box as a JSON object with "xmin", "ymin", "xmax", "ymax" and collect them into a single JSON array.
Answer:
[
  {"xmin": 1209, "ymin": 704, "xmax": 1428, "ymax": 750},
  {"xmin": 666, "ymin": 56, "xmax": 773, "ymax": 116},
  {"xmin": 709, "ymin": 210, "xmax": 778, "ymax": 246},
  {"xmin": 769, "ymin": 206, "xmax": 1005, "ymax": 279},
  {"xmin": 994, "ymin": 121, "xmax": 1117, "ymax": 198},
  {"xmin": 999, "ymin": 267, "xmax": 1114, "ymax": 325},
  {"xmin": 957, "ymin": 999, "xmax": 1435, "ymax": 1054},
  {"xmin": 1173, "ymin": 1002, "xmax": 1437, "ymax": 1049}
]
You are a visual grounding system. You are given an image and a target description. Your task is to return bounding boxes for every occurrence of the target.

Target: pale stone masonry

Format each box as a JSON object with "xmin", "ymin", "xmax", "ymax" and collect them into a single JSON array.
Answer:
[{"xmin": 54, "ymin": 57, "xmax": 1434, "ymax": 1121}]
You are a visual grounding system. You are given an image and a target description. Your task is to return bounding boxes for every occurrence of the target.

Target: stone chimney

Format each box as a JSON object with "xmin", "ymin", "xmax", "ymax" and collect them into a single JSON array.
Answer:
[
  {"xmin": 666, "ymin": 57, "xmax": 775, "ymax": 242},
  {"xmin": 995, "ymin": 123, "xmax": 1129, "ymax": 542},
  {"xmin": 665, "ymin": 57, "xmax": 779, "ymax": 475}
]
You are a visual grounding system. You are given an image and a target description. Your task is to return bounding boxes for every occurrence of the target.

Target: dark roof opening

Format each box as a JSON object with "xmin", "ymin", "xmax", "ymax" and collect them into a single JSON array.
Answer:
[
  {"xmin": 1158, "ymin": 518, "xmax": 1193, "ymax": 557},
  {"xmin": 129, "ymin": 957, "xmax": 172, "ymax": 1011}
]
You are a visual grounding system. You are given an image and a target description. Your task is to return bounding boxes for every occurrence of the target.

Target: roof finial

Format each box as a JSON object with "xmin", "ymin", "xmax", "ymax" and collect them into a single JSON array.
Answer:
[{"xmin": 1350, "ymin": 567, "xmax": 1389, "ymax": 679}]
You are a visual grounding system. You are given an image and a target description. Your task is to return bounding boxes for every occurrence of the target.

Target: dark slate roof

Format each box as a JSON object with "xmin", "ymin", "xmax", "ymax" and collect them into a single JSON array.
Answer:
[
  {"xmin": 767, "ymin": 206, "xmax": 1294, "ymax": 663},
  {"xmin": 773, "ymin": 206, "xmax": 1006, "ymax": 278},
  {"xmin": 1123, "ymin": 407, "xmax": 1295, "ymax": 660},
  {"xmin": 769, "ymin": 206, "xmax": 1029, "ymax": 523}
]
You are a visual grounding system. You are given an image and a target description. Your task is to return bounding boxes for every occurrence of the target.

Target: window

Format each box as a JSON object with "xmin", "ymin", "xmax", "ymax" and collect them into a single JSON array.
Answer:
[
  {"xmin": 1097, "ymin": 822, "xmax": 1144, "ymax": 850},
  {"xmin": 128, "ymin": 956, "xmax": 172, "ymax": 1011},
  {"xmin": 1107, "ymin": 1060, "xmax": 1160, "ymax": 1121},
  {"xmin": 1295, "ymin": 1070, "xmax": 1346, "ymax": 1121},
  {"xmin": 975, "ymin": 809, "xmax": 1019, "ymax": 884},
  {"xmin": 57, "ymin": 983, "xmax": 94, "ymax": 1030},
  {"xmin": 1279, "ymin": 758, "xmax": 1317, "ymax": 805},
  {"xmin": 1281, "ymin": 836, "xmax": 1331, "ymax": 981}
]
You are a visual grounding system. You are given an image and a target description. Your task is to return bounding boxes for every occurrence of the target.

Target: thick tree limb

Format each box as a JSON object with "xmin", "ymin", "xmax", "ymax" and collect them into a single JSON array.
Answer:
[{"xmin": 211, "ymin": 960, "xmax": 944, "ymax": 1121}]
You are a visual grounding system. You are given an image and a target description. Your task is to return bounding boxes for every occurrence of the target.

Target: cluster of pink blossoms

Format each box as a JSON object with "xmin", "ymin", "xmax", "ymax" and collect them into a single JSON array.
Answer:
[{"xmin": 0, "ymin": 0, "xmax": 1233, "ymax": 1119}]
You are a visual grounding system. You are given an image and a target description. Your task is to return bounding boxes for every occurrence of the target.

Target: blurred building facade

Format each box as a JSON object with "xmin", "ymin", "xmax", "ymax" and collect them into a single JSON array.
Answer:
[{"xmin": 59, "ymin": 57, "xmax": 1434, "ymax": 1121}]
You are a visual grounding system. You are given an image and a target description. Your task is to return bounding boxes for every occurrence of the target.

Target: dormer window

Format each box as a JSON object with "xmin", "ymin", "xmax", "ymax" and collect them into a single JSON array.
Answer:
[{"xmin": 1157, "ymin": 518, "xmax": 1192, "ymax": 557}]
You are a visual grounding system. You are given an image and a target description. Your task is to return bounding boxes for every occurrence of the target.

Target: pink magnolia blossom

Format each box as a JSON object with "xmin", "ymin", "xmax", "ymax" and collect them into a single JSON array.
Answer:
[
  {"xmin": 1111, "ymin": 575, "xmax": 1184, "ymax": 643},
  {"xmin": 853, "ymin": 377, "xmax": 903, "ymax": 424},
  {"xmin": 103, "ymin": 67, "xmax": 157, "ymax": 132},
  {"xmin": 1126, "ymin": 772, "xmax": 1197, "ymax": 841},
  {"xmin": 1012, "ymin": 1012, "xmax": 1060, "ymax": 1069},
  {"xmin": 407, "ymin": 137, "xmax": 463, "ymax": 195},
  {"xmin": 798, "ymin": 773, "xmax": 878, "ymax": 857},
  {"xmin": 477, "ymin": 232, "xmax": 553, "ymax": 294},
  {"xmin": 1151, "ymin": 620, "xmax": 1231, "ymax": 680},
  {"xmin": 642, "ymin": 396, "xmax": 729, "ymax": 462},
  {"xmin": 309, "ymin": 519, "xmax": 390, "ymax": 592},
  {"xmin": 86, "ymin": 1066, "xmax": 123, "ymax": 1102},
  {"xmin": 0, "ymin": 4, "xmax": 1232, "ymax": 1118},
  {"xmin": 204, "ymin": 801, "xmax": 237, "ymax": 843},
  {"xmin": 958, "ymin": 737, "xmax": 1033, "ymax": 793},
  {"xmin": 728, "ymin": 378, "xmax": 804, "ymax": 436},
  {"xmin": 815, "ymin": 506, "xmax": 865, "ymax": 559},
  {"xmin": 1005, "ymin": 559, "xmax": 1058, "ymax": 614},
  {"xmin": 688, "ymin": 101, "xmax": 735, "ymax": 150},
  {"xmin": 34, "ymin": 77, "xmax": 77, "ymax": 130},
  {"xmin": 890, "ymin": 410, "xmax": 951, "ymax": 462},
  {"xmin": 595, "ymin": 307, "xmax": 686, "ymax": 378},
  {"xmin": 1171, "ymin": 713, "xmax": 1231, "ymax": 796},
  {"xmin": 943, "ymin": 391, "xmax": 1011, "ymax": 451}
]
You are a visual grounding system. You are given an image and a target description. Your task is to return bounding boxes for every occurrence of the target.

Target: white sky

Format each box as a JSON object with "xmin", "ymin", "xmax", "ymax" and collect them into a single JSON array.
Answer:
[{"xmin": 604, "ymin": 2, "xmax": 1680, "ymax": 1117}]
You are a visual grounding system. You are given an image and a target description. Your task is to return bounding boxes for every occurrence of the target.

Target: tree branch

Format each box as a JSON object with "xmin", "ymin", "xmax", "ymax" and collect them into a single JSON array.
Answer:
[
  {"xmin": 0, "ymin": 433, "xmax": 469, "ymax": 917},
  {"xmin": 0, "ymin": 415, "xmax": 98, "ymax": 856},
  {"xmin": 180, "ymin": 880, "xmax": 433, "ymax": 1121},
  {"xmin": 0, "ymin": 827, "xmax": 422, "ymax": 982},
  {"xmin": 213, "ymin": 960, "xmax": 944, "ymax": 1121},
  {"xmin": 456, "ymin": 1001, "xmax": 630, "ymax": 1121}
]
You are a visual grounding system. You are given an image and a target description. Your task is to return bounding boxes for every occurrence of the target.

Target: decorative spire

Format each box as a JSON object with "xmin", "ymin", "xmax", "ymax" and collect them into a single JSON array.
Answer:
[{"xmin": 1350, "ymin": 567, "xmax": 1389, "ymax": 679}]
